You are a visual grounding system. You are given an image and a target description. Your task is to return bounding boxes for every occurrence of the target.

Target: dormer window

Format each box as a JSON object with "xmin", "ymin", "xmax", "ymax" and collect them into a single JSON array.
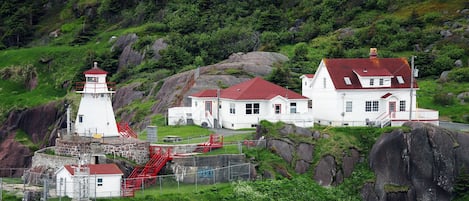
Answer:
[
  {"xmin": 344, "ymin": 77, "xmax": 352, "ymax": 85},
  {"xmin": 396, "ymin": 76, "xmax": 404, "ymax": 84}
]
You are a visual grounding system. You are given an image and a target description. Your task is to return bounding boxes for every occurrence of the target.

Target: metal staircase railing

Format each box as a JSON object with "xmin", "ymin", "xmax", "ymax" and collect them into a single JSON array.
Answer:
[
  {"xmin": 122, "ymin": 147, "xmax": 171, "ymax": 197},
  {"xmin": 117, "ymin": 122, "xmax": 138, "ymax": 138}
]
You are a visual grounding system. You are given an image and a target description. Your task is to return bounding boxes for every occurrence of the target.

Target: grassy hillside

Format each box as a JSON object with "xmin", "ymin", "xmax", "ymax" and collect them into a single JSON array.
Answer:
[{"xmin": 0, "ymin": 1, "xmax": 468, "ymax": 121}]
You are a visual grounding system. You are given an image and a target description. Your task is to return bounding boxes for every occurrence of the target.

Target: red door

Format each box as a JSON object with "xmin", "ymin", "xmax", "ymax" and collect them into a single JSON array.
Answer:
[{"xmin": 389, "ymin": 102, "xmax": 396, "ymax": 118}]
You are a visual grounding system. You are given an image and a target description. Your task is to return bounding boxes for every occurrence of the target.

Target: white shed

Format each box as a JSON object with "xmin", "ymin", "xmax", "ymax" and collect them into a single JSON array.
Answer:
[{"xmin": 55, "ymin": 163, "xmax": 123, "ymax": 199}]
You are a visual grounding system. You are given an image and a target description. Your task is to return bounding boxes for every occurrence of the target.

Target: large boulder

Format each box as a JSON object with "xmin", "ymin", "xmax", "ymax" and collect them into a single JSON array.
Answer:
[
  {"xmin": 366, "ymin": 122, "xmax": 469, "ymax": 201},
  {"xmin": 313, "ymin": 155, "xmax": 337, "ymax": 186},
  {"xmin": 151, "ymin": 51, "xmax": 288, "ymax": 114},
  {"xmin": 268, "ymin": 139, "xmax": 294, "ymax": 164}
]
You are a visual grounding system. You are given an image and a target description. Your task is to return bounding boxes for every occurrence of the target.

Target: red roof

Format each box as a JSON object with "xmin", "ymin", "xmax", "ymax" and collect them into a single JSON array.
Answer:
[
  {"xmin": 64, "ymin": 164, "xmax": 123, "ymax": 175},
  {"xmin": 323, "ymin": 58, "xmax": 418, "ymax": 89},
  {"xmin": 190, "ymin": 77, "xmax": 307, "ymax": 100},
  {"xmin": 303, "ymin": 74, "xmax": 315, "ymax": 78},
  {"xmin": 190, "ymin": 89, "xmax": 218, "ymax": 98},
  {"xmin": 84, "ymin": 67, "xmax": 108, "ymax": 75}
]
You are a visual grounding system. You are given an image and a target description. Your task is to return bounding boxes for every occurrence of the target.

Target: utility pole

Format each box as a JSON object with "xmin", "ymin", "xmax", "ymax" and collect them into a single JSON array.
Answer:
[
  {"xmin": 216, "ymin": 89, "xmax": 220, "ymax": 129},
  {"xmin": 409, "ymin": 56, "xmax": 415, "ymax": 121}
]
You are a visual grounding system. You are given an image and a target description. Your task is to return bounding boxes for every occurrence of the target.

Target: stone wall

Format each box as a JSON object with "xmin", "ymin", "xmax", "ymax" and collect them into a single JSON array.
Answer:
[
  {"xmin": 55, "ymin": 137, "xmax": 149, "ymax": 165},
  {"xmin": 31, "ymin": 147, "xmax": 78, "ymax": 171}
]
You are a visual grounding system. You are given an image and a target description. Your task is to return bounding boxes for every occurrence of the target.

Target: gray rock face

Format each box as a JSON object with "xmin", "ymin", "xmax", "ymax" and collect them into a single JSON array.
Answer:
[
  {"xmin": 268, "ymin": 139, "xmax": 294, "ymax": 164},
  {"xmin": 279, "ymin": 124, "xmax": 312, "ymax": 137},
  {"xmin": 113, "ymin": 83, "xmax": 145, "ymax": 109},
  {"xmin": 151, "ymin": 38, "xmax": 168, "ymax": 60},
  {"xmin": 342, "ymin": 148, "xmax": 360, "ymax": 178},
  {"xmin": 366, "ymin": 122, "xmax": 469, "ymax": 201},
  {"xmin": 313, "ymin": 155, "xmax": 337, "ymax": 186},
  {"xmin": 151, "ymin": 51, "xmax": 288, "ymax": 114}
]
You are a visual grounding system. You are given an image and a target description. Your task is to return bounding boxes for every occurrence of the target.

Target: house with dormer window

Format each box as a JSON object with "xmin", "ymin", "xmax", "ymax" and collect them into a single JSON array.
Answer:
[
  {"xmin": 301, "ymin": 48, "xmax": 439, "ymax": 127},
  {"xmin": 168, "ymin": 77, "xmax": 314, "ymax": 129}
]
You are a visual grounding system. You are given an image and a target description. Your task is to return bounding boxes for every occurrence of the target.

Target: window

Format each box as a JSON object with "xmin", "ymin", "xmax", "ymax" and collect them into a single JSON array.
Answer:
[
  {"xmin": 369, "ymin": 79, "xmax": 374, "ymax": 86},
  {"xmin": 344, "ymin": 77, "xmax": 352, "ymax": 85},
  {"xmin": 87, "ymin": 77, "xmax": 97, "ymax": 82},
  {"xmin": 396, "ymin": 76, "xmax": 404, "ymax": 84},
  {"xmin": 275, "ymin": 104, "xmax": 281, "ymax": 114},
  {"xmin": 78, "ymin": 115, "xmax": 83, "ymax": 123},
  {"xmin": 290, "ymin": 103, "xmax": 297, "ymax": 113},
  {"xmin": 97, "ymin": 178, "xmax": 103, "ymax": 186},
  {"xmin": 323, "ymin": 77, "xmax": 327, "ymax": 88},
  {"xmin": 345, "ymin": 101, "xmax": 352, "ymax": 112},
  {"xmin": 308, "ymin": 100, "xmax": 312, "ymax": 109},
  {"xmin": 365, "ymin": 101, "xmax": 379, "ymax": 112},
  {"xmin": 399, "ymin": 100, "xmax": 406, "ymax": 111},
  {"xmin": 229, "ymin": 103, "xmax": 235, "ymax": 114},
  {"xmin": 379, "ymin": 78, "xmax": 384, "ymax": 85},
  {"xmin": 246, "ymin": 103, "xmax": 259, "ymax": 114}
]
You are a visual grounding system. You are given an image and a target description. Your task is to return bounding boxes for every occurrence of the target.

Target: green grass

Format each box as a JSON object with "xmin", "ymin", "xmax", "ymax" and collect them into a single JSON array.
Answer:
[
  {"xmin": 417, "ymin": 79, "xmax": 469, "ymax": 123},
  {"xmin": 14, "ymin": 129, "xmax": 39, "ymax": 151}
]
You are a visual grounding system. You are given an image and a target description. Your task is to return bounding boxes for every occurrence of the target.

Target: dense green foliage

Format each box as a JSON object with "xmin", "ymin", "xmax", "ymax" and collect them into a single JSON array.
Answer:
[
  {"xmin": 0, "ymin": 1, "xmax": 469, "ymax": 199},
  {"xmin": 1, "ymin": 0, "xmax": 468, "ymax": 124}
]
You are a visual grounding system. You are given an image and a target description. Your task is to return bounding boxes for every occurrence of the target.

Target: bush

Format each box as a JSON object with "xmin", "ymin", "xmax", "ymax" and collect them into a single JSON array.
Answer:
[
  {"xmin": 433, "ymin": 93, "xmax": 455, "ymax": 106},
  {"xmin": 448, "ymin": 68, "xmax": 469, "ymax": 82}
]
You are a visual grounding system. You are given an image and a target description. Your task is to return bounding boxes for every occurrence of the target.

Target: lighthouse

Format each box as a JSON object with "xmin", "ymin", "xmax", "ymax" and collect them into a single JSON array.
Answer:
[{"xmin": 74, "ymin": 62, "xmax": 119, "ymax": 138}]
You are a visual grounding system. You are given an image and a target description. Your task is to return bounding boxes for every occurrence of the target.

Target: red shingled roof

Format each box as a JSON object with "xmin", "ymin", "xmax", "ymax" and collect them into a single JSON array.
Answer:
[
  {"xmin": 323, "ymin": 58, "xmax": 418, "ymax": 89},
  {"xmin": 190, "ymin": 77, "xmax": 307, "ymax": 100},
  {"xmin": 64, "ymin": 164, "xmax": 123, "ymax": 175},
  {"xmin": 84, "ymin": 67, "xmax": 108, "ymax": 75},
  {"xmin": 303, "ymin": 74, "xmax": 315, "ymax": 78}
]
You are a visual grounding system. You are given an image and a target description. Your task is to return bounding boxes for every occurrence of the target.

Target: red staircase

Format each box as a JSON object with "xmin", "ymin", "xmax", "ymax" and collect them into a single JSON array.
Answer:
[
  {"xmin": 194, "ymin": 134, "xmax": 223, "ymax": 153},
  {"xmin": 122, "ymin": 147, "xmax": 172, "ymax": 197},
  {"xmin": 117, "ymin": 121, "xmax": 138, "ymax": 138}
]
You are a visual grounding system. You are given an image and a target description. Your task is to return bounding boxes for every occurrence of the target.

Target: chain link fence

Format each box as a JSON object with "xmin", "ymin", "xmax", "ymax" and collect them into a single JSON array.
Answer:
[{"xmin": 2, "ymin": 163, "xmax": 254, "ymax": 200}]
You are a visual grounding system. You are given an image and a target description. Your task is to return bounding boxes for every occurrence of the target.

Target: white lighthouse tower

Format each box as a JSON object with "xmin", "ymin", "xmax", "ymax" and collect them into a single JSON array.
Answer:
[{"xmin": 74, "ymin": 62, "xmax": 119, "ymax": 138}]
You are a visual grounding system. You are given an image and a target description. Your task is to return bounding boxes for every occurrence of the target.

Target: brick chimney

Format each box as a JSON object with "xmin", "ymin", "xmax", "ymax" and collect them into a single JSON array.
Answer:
[{"xmin": 369, "ymin": 48, "xmax": 378, "ymax": 59}]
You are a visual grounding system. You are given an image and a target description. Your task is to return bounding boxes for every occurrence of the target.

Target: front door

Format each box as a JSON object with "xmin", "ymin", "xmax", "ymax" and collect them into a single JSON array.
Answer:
[
  {"xmin": 388, "ymin": 102, "xmax": 396, "ymax": 118},
  {"xmin": 205, "ymin": 101, "xmax": 212, "ymax": 116}
]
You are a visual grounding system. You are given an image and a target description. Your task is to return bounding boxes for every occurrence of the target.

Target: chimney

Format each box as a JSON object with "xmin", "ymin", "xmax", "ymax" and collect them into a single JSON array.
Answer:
[{"xmin": 369, "ymin": 48, "xmax": 378, "ymax": 59}]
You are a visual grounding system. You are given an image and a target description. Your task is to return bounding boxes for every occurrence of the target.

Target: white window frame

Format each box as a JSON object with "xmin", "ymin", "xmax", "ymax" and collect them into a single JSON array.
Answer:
[
  {"xmin": 365, "ymin": 101, "xmax": 379, "ymax": 112},
  {"xmin": 399, "ymin": 100, "xmax": 406, "ymax": 111},
  {"xmin": 290, "ymin": 102, "xmax": 297, "ymax": 113},
  {"xmin": 229, "ymin": 103, "xmax": 235, "ymax": 114},
  {"xmin": 345, "ymin": 101, "xmax": 352, "ymax": 112}
]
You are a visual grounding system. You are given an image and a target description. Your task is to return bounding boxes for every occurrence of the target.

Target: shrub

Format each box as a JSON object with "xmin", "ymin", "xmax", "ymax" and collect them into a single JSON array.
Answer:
[
  {"xmin": 433, "ymin": 93, "xmax": 455, "ymax": 106},
  {"xmin": 448, "ymin": 68, "xmax": 469, "ymax": 82}
]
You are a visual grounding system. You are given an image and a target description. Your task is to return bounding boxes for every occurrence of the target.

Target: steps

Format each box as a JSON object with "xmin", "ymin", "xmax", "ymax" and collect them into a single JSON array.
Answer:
[
  {"xmin": 194, "ymin": 134, "xmax": 223, "ymax": 153},
  {"xmin": 122, "ymin": 147, "xmax": 171, "ymax": 197},
  {"xmin": 117, "ymin": 122, "xmax": 137, "ymax": 138}
]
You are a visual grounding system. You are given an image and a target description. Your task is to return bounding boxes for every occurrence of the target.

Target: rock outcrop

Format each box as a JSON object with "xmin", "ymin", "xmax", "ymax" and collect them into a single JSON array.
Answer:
[
  {"xmin": 0, "ymin": 101, "xmax": 65, "ymax": 173},
  {"xmin": 365, "ymin": 122, "xmax": 469, "ymax": 201},
  {"xmin": 150, "ymin": 51, "xmax": 288, "ymax": 114}
]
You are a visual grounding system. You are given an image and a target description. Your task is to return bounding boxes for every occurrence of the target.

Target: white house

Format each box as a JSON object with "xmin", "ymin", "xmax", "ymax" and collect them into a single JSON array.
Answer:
[
  {"xmin": 301, "ymin": 48, "xmax": 439, "ymax": 127},
  {"xmin": 55, "ymin": 163, "xmax": 123, "ymax": 199},
  {"xmin": 168, "ymin": 77, "xmax": 314, "ymax": 129}
]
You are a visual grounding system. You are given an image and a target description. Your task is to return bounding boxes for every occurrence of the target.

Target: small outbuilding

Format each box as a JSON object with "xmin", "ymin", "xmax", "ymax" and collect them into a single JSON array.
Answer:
[{"xmin": 55, "ymin": 163, "xmax": 123, "ymax": 199}]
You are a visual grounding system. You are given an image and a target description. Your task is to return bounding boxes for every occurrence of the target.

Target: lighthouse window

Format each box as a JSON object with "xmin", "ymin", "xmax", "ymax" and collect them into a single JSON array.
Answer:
[
  {"xmin": 78, "ymin": 115, "xmax": 83, "ymax": 123},
  {"xmin": 87, "ymin": 77, "xmax": 97, "ymax": 82}
]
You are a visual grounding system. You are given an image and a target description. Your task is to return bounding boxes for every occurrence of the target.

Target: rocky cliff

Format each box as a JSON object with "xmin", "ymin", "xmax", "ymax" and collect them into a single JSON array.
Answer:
[
  {"xmin": 364, "ymin": 122, "xmax": 469, "ymax": 201},
  {"xmin": 0, "ymin": 101, "xmax": 65, "ymax": 175}
]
